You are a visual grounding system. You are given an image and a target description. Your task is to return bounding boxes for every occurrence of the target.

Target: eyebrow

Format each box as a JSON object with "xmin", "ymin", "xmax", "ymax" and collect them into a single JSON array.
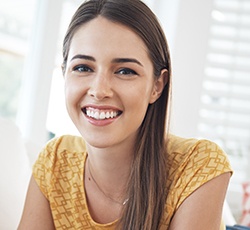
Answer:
[
  {"xmin": 70, "ymin": 54, "xmax": 95, "ymax": 62},
  {"xmin": 70, "ymin": 54, "xmax": 143, "ymax": 67},
  {"xmin": 112, "ymin": 58, "xmax": 143, "ymax": 67}
]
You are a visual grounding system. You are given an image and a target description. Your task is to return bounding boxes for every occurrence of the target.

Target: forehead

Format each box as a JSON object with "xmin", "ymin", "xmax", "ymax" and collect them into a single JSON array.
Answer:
[{"xmin": 68, "ymin": 16, "xmax": 150, "ymax": 60}]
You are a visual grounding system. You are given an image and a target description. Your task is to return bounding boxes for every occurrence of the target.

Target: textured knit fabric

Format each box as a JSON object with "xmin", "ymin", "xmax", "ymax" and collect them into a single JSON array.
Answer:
[{"xmin": 33, "ymin": 135, "xmax": 232, "ymax": 229}]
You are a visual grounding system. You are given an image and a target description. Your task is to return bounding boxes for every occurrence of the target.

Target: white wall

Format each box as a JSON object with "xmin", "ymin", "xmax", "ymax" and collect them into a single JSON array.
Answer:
[{"xmin": 146, "ymin": 0, "xmax": 214, "ymax": 138}]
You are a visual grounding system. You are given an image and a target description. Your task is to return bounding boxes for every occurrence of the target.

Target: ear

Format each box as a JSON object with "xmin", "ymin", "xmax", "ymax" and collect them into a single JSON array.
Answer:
[{"xmin": 149, "ymin": 69, "xmax": 168, "ymax": 104}]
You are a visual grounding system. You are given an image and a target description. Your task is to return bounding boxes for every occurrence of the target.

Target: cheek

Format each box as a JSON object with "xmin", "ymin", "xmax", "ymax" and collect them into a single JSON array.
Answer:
[
  {"xmin": 64, "ymin": 81, "xmax": 74, "ymax": 105},
  {"xmin": 64, "ymin": 78, "xmax": 84, "ymax": 111},
  {"xmin": 124, "ymin": 85, "xmax": 152, "ymax": 116},
  {"xmin": 65, "ymin": 77, "xmax": 83, "ymax": 98},
  {"xmin": 64, "ymin": 83, "xmax": 74, "ymax": 117},
  {"xmin": 136, "ymin": 83, "xmax": 155, "ymax": 105}
]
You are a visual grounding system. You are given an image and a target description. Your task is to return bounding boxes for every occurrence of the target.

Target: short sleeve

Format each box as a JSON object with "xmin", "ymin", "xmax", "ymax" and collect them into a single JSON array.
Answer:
[
  {"xmin": 32, "ymin": 137, "xmax": 60, "ymax": 199},
  {"xmin": 169, "ymin": 139, "xmax": 233, "ymax": 210}
]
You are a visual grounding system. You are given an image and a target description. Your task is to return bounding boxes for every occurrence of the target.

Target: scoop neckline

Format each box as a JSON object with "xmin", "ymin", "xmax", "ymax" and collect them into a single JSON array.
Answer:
[{"xmin": 81, "ymin": 153, "xmax": 119, "ymax": 227}]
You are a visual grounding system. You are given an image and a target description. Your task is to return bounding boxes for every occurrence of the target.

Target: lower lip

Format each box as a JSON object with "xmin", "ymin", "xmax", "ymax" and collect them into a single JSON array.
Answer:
[{"xmin": 84, "ymin": 113, "xmax": 119, "ymax": 126}]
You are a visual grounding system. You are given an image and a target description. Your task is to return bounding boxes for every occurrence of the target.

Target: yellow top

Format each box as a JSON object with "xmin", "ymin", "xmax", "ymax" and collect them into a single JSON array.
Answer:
[{"xmin": 33, "ymin": 135, "xmax": 232, "ymax": 229}]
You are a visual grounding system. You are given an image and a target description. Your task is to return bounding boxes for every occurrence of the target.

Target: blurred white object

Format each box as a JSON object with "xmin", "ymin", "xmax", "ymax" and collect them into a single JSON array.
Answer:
[
  {"xmin": 0, "ymin": 117, "xmax": 31, "ymax": 230},
  {"xmin": 223, "ymin": 200, "xmax": 237, "ymax": 226}
]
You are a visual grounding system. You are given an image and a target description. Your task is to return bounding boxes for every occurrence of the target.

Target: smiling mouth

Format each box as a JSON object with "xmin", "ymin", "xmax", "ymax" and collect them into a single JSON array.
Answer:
[{"xmin": 82, "ymin": 107, "xmax": 122, "ymax": 120}]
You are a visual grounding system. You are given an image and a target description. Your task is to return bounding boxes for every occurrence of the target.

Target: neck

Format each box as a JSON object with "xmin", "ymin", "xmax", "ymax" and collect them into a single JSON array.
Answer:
[
  {"xmin": 87, "ymin": 158, "xmax": 129, "ymax": 205},
  {"xmin": 85, "ymin": 143, "xmax": 133, "ymax": 201}
]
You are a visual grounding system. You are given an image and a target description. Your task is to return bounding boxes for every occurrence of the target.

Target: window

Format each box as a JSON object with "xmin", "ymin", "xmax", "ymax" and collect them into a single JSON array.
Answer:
[
  {"xmin": 197, "ymin": 0, "xmax": 250, "ymax": 219},
  {"xmin": 0, "ymin": 0, "xmax": 36, "ymax": 120}
]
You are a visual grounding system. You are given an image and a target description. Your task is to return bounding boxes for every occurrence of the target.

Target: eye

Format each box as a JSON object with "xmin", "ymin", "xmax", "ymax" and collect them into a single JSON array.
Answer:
[
  {"xmin": 115, "ymin": 68, "xmax": 137, "ymax": 76},
  {"xmin": 73, "ymin": 65, "xmax": 93, "ymax": 73}
]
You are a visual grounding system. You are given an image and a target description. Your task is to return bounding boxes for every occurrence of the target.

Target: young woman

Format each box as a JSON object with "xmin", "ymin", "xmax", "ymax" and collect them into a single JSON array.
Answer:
[{"xmin": 18, "ymin": 0, "xmax": 232, "ymax": 229}]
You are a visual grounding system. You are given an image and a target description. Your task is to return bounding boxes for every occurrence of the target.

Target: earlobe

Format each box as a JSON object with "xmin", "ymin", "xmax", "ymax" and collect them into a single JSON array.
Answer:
[{"xmin": 149, "ymin": 69, "xmax": 168, "ymax": 104}]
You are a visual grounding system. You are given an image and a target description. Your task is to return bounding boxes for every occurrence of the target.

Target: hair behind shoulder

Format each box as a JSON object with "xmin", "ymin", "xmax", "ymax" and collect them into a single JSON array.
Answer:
[{"xmin": 62, "ymin": 0, "xmax": 171, "ymax": 229}]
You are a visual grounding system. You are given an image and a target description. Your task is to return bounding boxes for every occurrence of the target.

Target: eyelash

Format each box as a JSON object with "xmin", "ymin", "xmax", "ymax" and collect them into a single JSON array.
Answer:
[
  {"xmin": 115, "ymin": 68, "xmax": 137, "ymax": 76},
  {"xmin": 73, "ymin": 65, "xmax": 93, "ymax": 73},
  {"xmin": 72, "ymin": 65, "xmax": 138, "ymax": 76}
]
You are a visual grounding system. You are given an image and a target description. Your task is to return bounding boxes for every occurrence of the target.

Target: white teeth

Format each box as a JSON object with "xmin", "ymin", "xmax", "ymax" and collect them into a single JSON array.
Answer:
[
  {"xmin": 85, "ymin": 108, "xmax": 120, "ymax": 120},
  {"xmin": 94, "ymin": 112, "xmax": 99, "ymax": 119},
  {"xmin": 100, "ymin": 112, "xmax": 106, "ymax": 119}
]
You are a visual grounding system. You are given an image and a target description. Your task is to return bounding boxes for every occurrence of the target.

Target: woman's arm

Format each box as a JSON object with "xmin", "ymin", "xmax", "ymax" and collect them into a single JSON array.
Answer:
[
  {"xmin": 18, "ymin": 175, "xmax": 55, "ymax": 230},
  {"xmin": 169, "ymin": 172, "xmax": 231, "ymax": 230}
]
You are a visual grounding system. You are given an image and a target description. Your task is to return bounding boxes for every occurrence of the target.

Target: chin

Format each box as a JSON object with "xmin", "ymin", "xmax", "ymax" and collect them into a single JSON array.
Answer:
[{"xmin": 80, "ymin": 134, "xmax": 118, "ymax": 149}]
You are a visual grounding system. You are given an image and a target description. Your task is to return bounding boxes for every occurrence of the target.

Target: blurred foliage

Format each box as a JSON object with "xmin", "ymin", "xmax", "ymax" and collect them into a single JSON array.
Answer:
[{"xmin": 0, "ymin": 51, "xmax": 24, "ymax": 120}]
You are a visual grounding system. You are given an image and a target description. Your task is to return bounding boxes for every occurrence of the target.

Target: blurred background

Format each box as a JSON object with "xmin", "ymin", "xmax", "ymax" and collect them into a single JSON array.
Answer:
[{"xmin": 0, "ymin": 0, "xmax": 250, "ymax": 229}]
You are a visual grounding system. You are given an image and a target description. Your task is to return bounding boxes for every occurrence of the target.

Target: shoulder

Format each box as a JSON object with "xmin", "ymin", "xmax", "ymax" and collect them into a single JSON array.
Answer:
[
  {"xmin": 44, "ymin": 135, "xmax": 86, "ymax": 154},
  {"xmin": 166, "ymin": 134, "xmax": 232, "ymax": 171},
  {"xmin": 165, "ymin": 134, "xmax": 232, "ymax": 204},
  {"xmin": 34, "ymin": 134, "xmax": 87, "ymax": 170},
  {"xmin": 32, "ymin": 135, "xmax": 87, "ymax": 198},
  {"xmin": 167, "ymin": 134, "xmax": 222, "ymax": 155},
  {"xmin": 163, "ymin": 134, "xmax": 232, "ymax": 223}
]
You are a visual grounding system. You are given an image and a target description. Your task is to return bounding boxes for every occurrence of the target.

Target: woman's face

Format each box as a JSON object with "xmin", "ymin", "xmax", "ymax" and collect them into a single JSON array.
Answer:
[{"xmin": 64, "ymin": 16, "xmax": 162, "ymax": 149}]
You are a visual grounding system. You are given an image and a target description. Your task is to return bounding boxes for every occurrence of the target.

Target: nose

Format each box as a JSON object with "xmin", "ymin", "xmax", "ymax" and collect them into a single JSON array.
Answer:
[{"xmin": 88, "ymin": 74, "xmax": 113, "ymax": 100}]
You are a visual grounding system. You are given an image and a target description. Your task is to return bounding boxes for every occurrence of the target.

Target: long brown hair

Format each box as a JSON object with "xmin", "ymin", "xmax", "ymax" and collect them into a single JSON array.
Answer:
[{"xmin": 62, "ymin": 0, "xmax": 172, "ymax": 229}]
